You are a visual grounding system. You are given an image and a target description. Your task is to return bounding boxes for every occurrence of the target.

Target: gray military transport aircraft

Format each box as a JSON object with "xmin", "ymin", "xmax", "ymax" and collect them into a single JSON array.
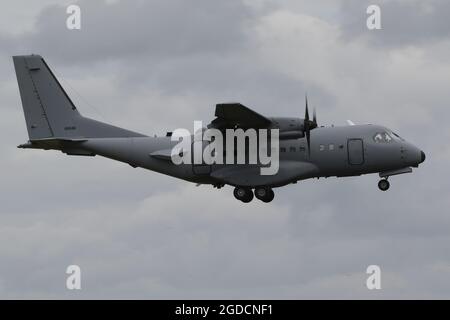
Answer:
[{"xmin": 13, "ymin": 55, "xmax": 425, "ymax": 203}]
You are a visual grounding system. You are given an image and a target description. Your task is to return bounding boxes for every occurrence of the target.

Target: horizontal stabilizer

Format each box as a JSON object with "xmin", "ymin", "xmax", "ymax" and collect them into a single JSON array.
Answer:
[
  {"xmin": 18, "ymin": 137, "xmax": 87, "ymax": 150},
  {"xmin": 149, "ymin": 149, "xmax": 175, "ymax": 161}
]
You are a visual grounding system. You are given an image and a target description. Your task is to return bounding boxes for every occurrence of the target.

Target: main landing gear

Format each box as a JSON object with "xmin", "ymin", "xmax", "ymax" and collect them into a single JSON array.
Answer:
[
  {"xmin": 233, "ymin": 187, "xmax": 254, "ymax": 203},
  {"xmin": 233, "ymin": 186, "xmax": 275, "ymax": 203},
  {"xmin": 378, "ymin": 179, "xmax": 390, "ymax": 191}
]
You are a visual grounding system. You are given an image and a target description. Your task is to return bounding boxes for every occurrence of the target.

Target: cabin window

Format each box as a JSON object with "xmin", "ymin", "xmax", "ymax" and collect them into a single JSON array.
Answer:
[
  {"xmin": 299, "ymin": 146, "xmax": 306, "ymax": 152},
  {"xmin": 280, "ymin": 147, "xmax": 286, "ymax": 153},
  {"xmin": 319, "ymin": 144, "xmax": 325, "ymax": 151},
  {"xmin": 289, "ymin": 147, "xmax": 296, "ymax": 152},
  {"xmin": 329, "ymin": 144, "xmax": 335, "ymax": 151}
]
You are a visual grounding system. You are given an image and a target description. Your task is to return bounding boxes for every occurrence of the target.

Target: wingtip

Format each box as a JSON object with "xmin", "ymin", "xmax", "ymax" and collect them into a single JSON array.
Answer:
[{"xmin": 17, "ymin": 142, "xmax": 33, "ymax": 149}]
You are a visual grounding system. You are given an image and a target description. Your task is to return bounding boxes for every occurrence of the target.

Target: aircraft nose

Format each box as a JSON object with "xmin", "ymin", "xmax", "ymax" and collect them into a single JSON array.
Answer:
[{"xmin": 420, "ymin": 150, "xmax": 426, "ymax": 163}]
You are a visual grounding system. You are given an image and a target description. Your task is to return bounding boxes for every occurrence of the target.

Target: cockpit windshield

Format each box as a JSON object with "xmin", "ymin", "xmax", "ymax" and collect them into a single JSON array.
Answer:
[
  {"xmin": 373, "ymin": 130, "xmax": 404, "ymax": 143},
  {"xmin": 373, "ymin": 132, "xmax": 393, "ymax": 143},
  {"xmin": 389, "ymin": 131, "xmax": 404, "ymax": 141}
]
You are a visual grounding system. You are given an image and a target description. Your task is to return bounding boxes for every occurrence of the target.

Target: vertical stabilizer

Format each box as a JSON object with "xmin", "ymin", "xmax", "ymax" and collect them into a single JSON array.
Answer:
[{"xmin": 13, "ymin": 54, "xmax": 145, "ymax": 140}]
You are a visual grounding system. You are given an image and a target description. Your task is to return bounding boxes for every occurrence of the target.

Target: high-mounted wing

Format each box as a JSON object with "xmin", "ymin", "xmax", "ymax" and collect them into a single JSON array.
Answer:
[{"xmin": 208, "ymin": 103, "xmax": 272, "ymax": 130}]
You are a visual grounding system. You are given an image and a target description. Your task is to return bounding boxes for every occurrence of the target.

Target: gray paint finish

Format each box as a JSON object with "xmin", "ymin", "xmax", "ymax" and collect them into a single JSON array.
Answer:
[{"xmin": 13, "ymin": 55, "xmax": 425, "ymax": 202}]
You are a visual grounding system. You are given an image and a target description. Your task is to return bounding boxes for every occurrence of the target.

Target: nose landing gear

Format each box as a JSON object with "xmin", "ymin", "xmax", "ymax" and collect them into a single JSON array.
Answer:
[{"xmin": 378, "ymin": 179, "xmax": 390, "ymax": 191}]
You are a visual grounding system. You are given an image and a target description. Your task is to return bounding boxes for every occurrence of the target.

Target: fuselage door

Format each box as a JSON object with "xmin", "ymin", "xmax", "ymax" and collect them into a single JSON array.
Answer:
[{"xmin": 347, "ymin": 138, "xmax": 364, "ymax": 165}]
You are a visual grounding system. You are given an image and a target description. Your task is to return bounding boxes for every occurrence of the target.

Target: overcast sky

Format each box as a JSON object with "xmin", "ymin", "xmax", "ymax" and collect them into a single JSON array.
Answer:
[{"xmin": 0, "ymin": 0, "xmax": 449, "ymax": 299}]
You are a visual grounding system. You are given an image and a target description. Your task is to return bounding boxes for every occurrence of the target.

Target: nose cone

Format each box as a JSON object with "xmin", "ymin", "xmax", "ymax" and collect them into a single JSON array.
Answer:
[{"xmin": 420, "ymin": 150, "xmax": 426, "ymax": 163}]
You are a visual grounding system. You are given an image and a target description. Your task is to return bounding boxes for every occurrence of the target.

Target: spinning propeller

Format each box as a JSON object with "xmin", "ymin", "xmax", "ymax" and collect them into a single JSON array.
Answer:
[{"xmin": 304, "ymin": 95, "xmax": 318, "ymax": 156}]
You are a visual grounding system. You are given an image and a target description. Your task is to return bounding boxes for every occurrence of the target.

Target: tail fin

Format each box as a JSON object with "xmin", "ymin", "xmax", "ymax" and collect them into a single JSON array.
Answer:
[{"xmin": 13, "ymin": 55, "xmax": 145, "ymax": 141}]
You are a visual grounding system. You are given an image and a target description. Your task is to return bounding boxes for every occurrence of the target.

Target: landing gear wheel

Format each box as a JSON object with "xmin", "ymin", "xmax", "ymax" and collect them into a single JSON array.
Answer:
[
  {"xmin": 264, "ymin": 189, "xmax": 275, "ymax": 203},
  {"xmin": 378, "ymin": 179, "xmax": 390, "ymax": 191},
  {"xmin": 255, "ymin": 187, "xmax": 275, "ymax": 203},
  {"xmin": 233, "ymin": 187, "xmax": 254, "ymax": 203},
  {"xmin": 242, "ymin": 190, "xmax": 254, "ymax": 203},
  {"xmin": 255, "ymin": 187, "xmax": 268, "ymax": 199}
]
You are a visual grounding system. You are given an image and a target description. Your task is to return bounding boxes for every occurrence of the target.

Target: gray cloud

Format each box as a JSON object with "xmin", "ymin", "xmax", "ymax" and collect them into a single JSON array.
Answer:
[
  {"xmin": 339, "ymin": 0, "xmax": 450, "ymax": 47},
  {"xmin": 3, "ymin": 0, "xmax": 254, "ymax": 63},
  {"xmin": 1, "ymin": 0, "xmax": 330, "ymax": 131}
]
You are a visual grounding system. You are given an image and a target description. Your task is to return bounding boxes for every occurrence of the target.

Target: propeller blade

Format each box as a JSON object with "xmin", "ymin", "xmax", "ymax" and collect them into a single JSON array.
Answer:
[
  {"xmin": 304, "ymin": 94, "xmax": 311, "ymax": 156},
  {"xmin": 305, "ymin": 95, "xmax": 310, "ymax": 122},
  {"xmin": 313, "ymin": 107, "xmax": 317, "ymax": 127}
]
